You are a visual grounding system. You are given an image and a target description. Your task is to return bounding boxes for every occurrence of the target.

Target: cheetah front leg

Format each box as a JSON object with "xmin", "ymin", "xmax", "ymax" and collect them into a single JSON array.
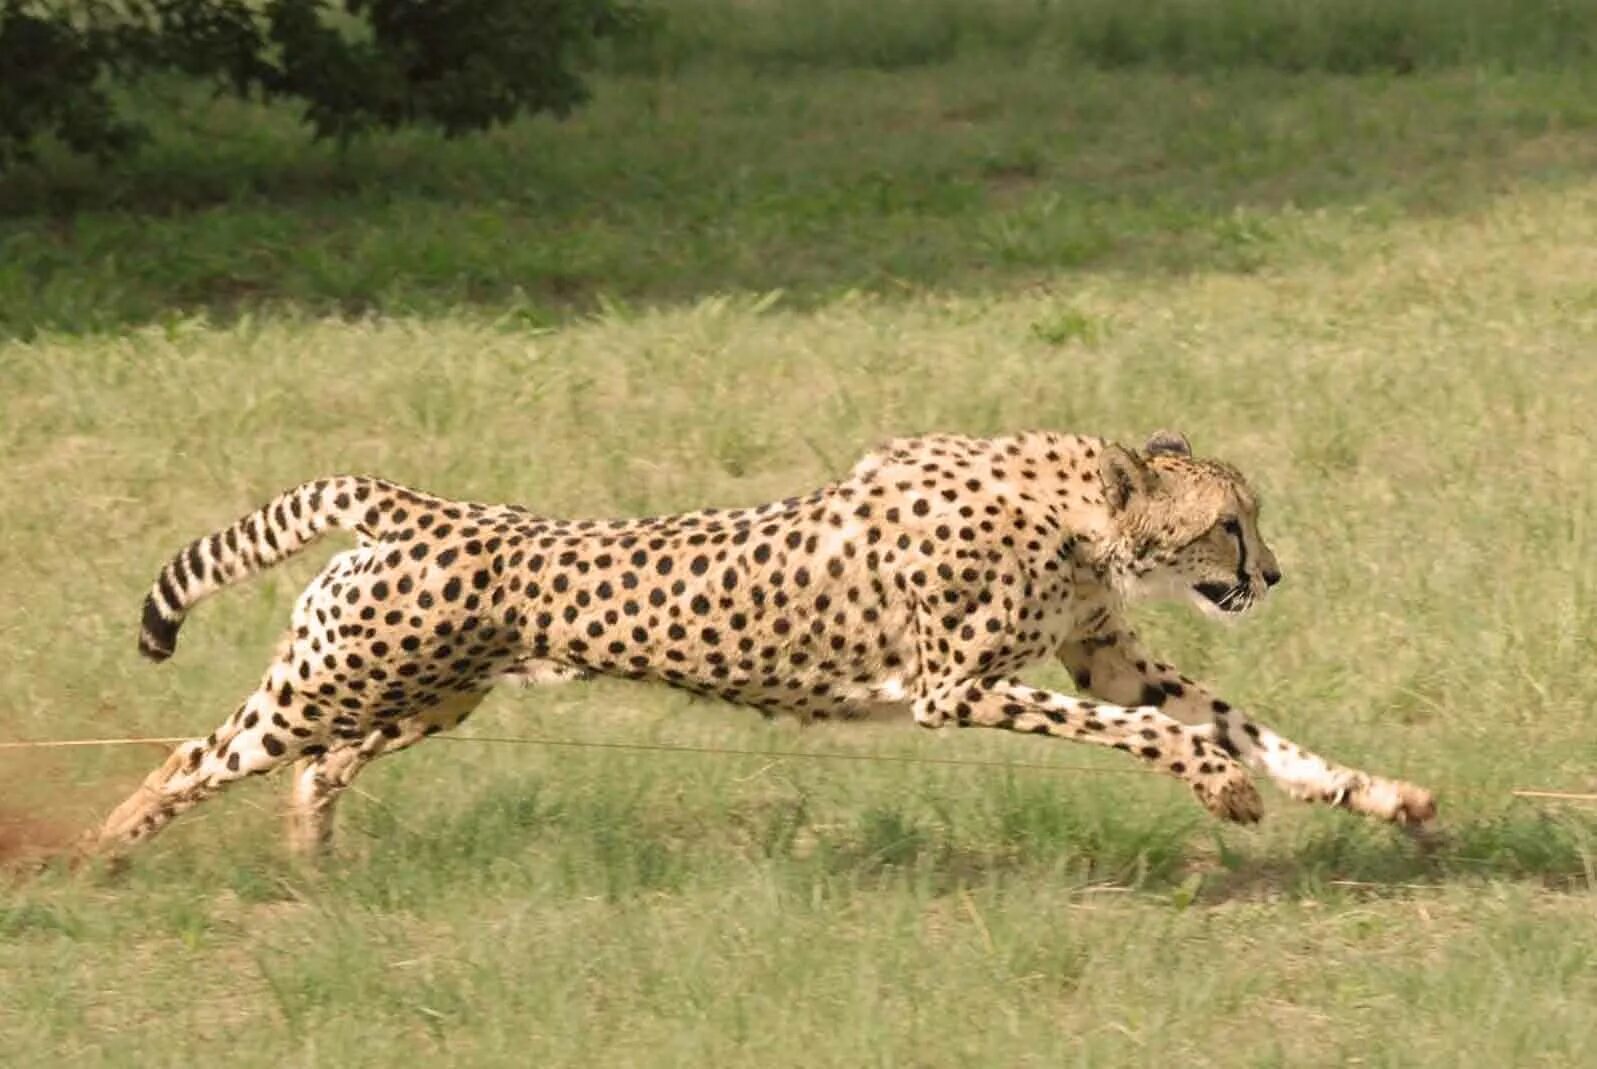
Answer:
[
  {"xmin": 1059, "ymin": 633, "xmax": 1436, "ymax": 825},
  {"xmin": 913, "ymin": 677, "xmax": 1264, "ymax": 823}
]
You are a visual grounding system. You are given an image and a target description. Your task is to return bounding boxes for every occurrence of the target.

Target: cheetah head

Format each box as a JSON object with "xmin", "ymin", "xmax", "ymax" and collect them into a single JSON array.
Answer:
[{"xmin": 1099, "ymin": 430, "xmax": 1282, "ymax": 619}]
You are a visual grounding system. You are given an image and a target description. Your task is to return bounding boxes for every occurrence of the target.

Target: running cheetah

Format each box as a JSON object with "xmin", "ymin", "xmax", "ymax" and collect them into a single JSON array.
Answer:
[{"xmin": 86, "ymin": 429, "xmax": 1436, "ymax": 863}]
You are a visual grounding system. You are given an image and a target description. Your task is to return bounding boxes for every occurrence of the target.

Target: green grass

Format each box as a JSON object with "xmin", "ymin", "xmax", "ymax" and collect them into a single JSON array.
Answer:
[
  {"xmin": 5, "ymin": 58, "xmax": 1597, "ymax": 337},
  {"xmin": 627, "ymin": 0, "xmax": 1597, "ymax": 75},
  {"xmin": 5, "ymin": 191, "xmax": 1597, "ymax": 1063},
  {"xmin": 4, "ymin": 8, "xmax": 1597, "ymax": 1064}
]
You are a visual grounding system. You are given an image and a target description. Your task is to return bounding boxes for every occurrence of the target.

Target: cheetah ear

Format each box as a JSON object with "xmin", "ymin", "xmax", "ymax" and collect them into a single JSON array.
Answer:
[
  {"xmin": 1099, "ymin": 443, "xmax": 1152, "ymax": 511},
  {"xmin": 1143, "ymin": 429, "xmax": 1192, "ymax": 458}
]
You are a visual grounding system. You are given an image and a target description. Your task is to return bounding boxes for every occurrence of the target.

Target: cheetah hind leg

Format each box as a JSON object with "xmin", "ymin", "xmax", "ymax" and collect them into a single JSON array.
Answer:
[
  {"xmin": 284, "ymin": 660, "xmax": 591, "ymax": 860},
  {"xmin": 78, "ymin": 682, "xmax": 311, "ymax": 867},
  {"xmin": 286, "ymin": 693, "xmax": 487, "ymax": 860},
  {"xmin": 75, "ymin": 736, "xmax": 220, "ymax": 872}
]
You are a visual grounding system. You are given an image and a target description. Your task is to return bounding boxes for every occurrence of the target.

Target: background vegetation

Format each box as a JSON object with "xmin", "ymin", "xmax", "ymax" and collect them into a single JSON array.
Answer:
[{"xmin": 3, "ymin": 1, "xmax": 1596, "ymax": 1065}]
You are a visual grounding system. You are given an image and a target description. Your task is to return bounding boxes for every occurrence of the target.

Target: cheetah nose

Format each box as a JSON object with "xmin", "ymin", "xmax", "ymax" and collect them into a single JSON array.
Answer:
[{"xmin": 1263, "ymin": 568, "xmax": 1283, "ymax": 588}]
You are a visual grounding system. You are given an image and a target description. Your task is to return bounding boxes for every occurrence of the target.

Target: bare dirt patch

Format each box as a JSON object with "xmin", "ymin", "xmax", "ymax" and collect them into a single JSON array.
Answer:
[
  {"xmin": 0, "ymin": 748, "xmax": 108, "ymax": 872},
  {"xmin": 0, "ymin": 806, "xmax": 78, "ymax": 869}
]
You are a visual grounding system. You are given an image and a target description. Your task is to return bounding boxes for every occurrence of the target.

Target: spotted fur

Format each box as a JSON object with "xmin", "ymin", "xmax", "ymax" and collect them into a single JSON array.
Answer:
[{"xmin": 87, "ymin": 430, "xmax": 1435, "ymax": 862}]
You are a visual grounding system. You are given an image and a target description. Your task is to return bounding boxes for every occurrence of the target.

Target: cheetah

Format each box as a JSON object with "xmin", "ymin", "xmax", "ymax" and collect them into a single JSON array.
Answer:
[{"xmin": 85, "ymin": 430, "xmax": 1436, "ymax": 863}]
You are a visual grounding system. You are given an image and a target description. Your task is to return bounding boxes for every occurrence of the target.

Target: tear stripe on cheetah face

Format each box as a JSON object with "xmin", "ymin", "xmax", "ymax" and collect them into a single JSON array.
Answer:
[{"xmin": 89, "ymin": 429, "xmax": 1433, "ymax": 864}]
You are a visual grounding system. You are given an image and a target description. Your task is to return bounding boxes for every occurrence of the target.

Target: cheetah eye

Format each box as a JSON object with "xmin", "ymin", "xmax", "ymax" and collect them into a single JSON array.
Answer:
[{"xmin": 1220, "ymin": 517, "xmax": 1242, "ymax": 536}]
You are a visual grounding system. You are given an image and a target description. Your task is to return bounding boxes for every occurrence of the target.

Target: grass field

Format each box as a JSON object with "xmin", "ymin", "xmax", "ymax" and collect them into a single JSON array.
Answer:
[{"xmin": 4, "ymin": 3, "xmax": 1597, "ymax": 1065}]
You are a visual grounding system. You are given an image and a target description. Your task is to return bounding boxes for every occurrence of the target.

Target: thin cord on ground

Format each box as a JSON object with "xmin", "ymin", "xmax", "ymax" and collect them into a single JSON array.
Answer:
[
  {"xmin": 433, "ymin": 733, "xmax": 1156, "ymax": 774},
  {"xmin": 0, "ymin": 732, "xmax": 1153, "ymax": 776},
  {"xmin": 2, "ymin": 734, "xmax": 1594, "ymax": 802}
]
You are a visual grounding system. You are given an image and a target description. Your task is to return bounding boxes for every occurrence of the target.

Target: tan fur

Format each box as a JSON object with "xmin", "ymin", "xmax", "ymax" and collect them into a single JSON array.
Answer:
[{"xmin": 88, "ymin": 430, "xmax": 1434, "ymax": 864}]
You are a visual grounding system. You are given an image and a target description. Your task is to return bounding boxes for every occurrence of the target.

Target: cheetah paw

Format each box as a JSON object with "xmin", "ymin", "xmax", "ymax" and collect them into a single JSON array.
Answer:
[
  {"xmin": 1193, "ymin": 767, "xmax": 1264, "ymax": 824},
  {"xmin": 64, "ymin": 829, "xmax": 132, "ymax": 878},
  {"xmin": 1360, "ymin": 777, "xmax": 1437, "ymax": 826}
]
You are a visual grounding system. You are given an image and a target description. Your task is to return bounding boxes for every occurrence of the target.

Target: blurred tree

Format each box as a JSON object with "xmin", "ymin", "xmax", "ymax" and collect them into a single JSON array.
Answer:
[{"xmin": 0, "ymin": 0, "xmax": 646, "ymax": 168}]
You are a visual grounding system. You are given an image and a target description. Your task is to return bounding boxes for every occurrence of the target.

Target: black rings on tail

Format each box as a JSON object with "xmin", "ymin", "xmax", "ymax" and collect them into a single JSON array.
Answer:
[
  {"xmin": 136, "ymin": 475, "xmax": 415, "ymax": 662},
  {"xmin": 139, "ymin": 591, "xmax": 182, "ymax": 662}
]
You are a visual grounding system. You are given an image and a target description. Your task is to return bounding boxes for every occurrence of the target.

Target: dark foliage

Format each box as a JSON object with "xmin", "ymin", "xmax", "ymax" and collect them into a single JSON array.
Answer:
[{"xmin": 0, "ymin": 0, "xmax": 645, "ymax": 167}]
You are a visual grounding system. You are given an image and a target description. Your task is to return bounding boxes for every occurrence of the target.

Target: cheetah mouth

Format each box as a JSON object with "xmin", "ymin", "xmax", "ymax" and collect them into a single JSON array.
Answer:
[{"xmin": 1194, "ymin": 581, "xmax": 1252, "ymax": 614}]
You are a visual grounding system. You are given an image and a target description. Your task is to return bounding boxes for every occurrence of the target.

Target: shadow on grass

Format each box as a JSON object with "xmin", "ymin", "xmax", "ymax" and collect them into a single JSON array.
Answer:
[
  {"xmin": 1191, "ymin": 807, "xmax": 1597, "ymax": 904},
  {"xmin": 4, "ymin": 56, "xmax": 1597, "ymax": 337},
  {"xmin": 14, "ymin": 759, "xmax": 1589, "ymax": 910},
  {"xmin": 6, "ymin": 800, "xmax": 1586, "ymax": 941},
  {"xmin": 294, "ymin": 771, "xmax": 1597, "ymax": 911}
]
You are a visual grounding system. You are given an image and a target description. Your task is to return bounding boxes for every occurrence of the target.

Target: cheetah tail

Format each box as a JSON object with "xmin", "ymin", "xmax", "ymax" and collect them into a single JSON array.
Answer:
[{"xmin": 137, "ymin": 475, "xmax": 420, "ymax": 663}]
